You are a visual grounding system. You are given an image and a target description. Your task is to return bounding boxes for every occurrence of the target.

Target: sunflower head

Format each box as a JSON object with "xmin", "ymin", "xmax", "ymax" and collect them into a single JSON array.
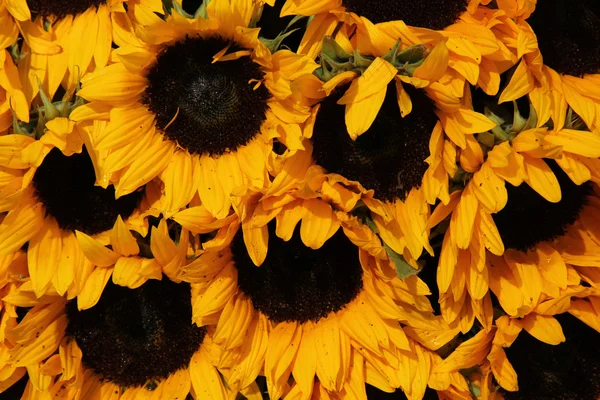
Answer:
[
  {"xmin": 231, "ymin": 222, "xmax": 363, "ymax": 323},
  {"xmin": 65, "ymin": 278, "xmax": 205, "ymax": 388},
  {"xmin": 492, "ymin": 160, "xmax": 593, "ymax": 252},
  {"xmin": 32, "ymin": 146, "xmax": 144, "ymax": 235},
  {"xmin": 142, "ymin": 35, "xmax": 270, "ymax": 156},
  {"xmin": 312, "ymin": 81, "xmax": 437, "ymax": 201}
]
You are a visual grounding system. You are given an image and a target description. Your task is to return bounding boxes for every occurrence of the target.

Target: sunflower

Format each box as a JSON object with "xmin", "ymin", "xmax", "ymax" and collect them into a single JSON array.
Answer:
[
  {"xmin": 0, "ymin": 96, "xmax": 160, "ymax": 300},
  {"xmin": 178, "ymin": 197, "xmax": 464, "ymax": 400},
  {"xmin": 264, "ymin": 31, "xmax": 498, "ymax": 273},
  {"xmin": 426, "ymin": 85, "xmax": 600, "ymax": 332},
  {"xmin": 280, "ymin": 0, "xmax": 519, "ymax": 99},
  {"xmin": 498, "ymin": 0, "xmax": 600, "ymax": 132},
  {"xmin": 2, "ymin": 0, "xmax": 159, "ymax": 107},
  {"xmin": 0, "ymin": 274, "xmax": 240, "ymax": 398},
  {"xmin": 74, "ymin": 0, "xmax": 315, "ymax": 221}
]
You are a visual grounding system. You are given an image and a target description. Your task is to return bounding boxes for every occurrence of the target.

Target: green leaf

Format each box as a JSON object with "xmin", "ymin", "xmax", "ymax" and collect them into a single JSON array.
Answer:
[{"xmin": 384, "ymin": 243, "xmax": 421, "ymax": 279}]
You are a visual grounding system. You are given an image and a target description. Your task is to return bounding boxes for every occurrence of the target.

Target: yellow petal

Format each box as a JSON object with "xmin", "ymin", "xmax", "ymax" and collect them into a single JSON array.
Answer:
[
  {"xmin": 0, "ymin": 201, "xmax": 43, "ymax": 255},
  {"xmin": 75, "ymin": 230, "xmax": 120, "ymax": 267},
  {"xmin": 529, "ymin": 86, "xmax": 552, "ymax": 127},
  {"xmin": 275, "ymin": 200, "xmax": 304, "ymax": 241},
  {"xmin": 66, "ymin": 9, "xmax": 98, "ymax": 89},
  {"xmin": 338, "ymin": 58, "xmax": 397, "ymax": 105},
  {"xmin": 292, "ymin": 323, "xmax": 318, "ymax": 396},
  {"xmin": 95, "ymin": 107, "xmax": 155, "ymax": 151},
  {"xmin": 78, "ymin": 63, "xmax": 147, "ymax": 103},
  {"xmin": 93, "ymin": 4, "xmax": 111, "ymax": 69},
  {"xmin": 5, "ymin": 0, "xmax": 31, "ymax": 21},
  {"xmin": 395, "ymin": 78, "xmax": 412, "ymax": 117},
  {"xmin": 189, "ymin": 352, "xmax": 228, "ymax": 400},
  {"xmin": 498, "ymin": 59, "xmax": 534, "ymax": 104},
  {"xmin": 192, "ymin": 263, "xmax": 237, "ymax": 320},
  {"xmin": 28, "ymin": 219, "xmax": 62, "ymax": 297},
  {"xmin": 523, "ymin": 156, "xmax": 561, "ymax": 203},
  {"xmin": 433, "ymin": 328, "xmax": 494, "ymax": 373},
  {"xmin": 0, "ymin": 135, "xmax": 35, "ymax": 169},
  {"xmin": 59, "ymin": 339, "xmax": 82, "ymax": 382},
  {"xmin": 53, "ymin": 232, "xmax": 81, "ymax": 296},
  {"xmin": 229, "ymin": 313, "xmax": 269, "ymax": 389},
  {"xmin": 112, "ymin": 257, "xmax": 146, "ymax": 289},
  {"xmin": 300, "ymin": 199, "xmax": 340, "ymax": 250},
  {"xmin": 545, "ymin": 129, "xmax": 600, "ymax": 158},
  {"xmin": 487, "ymin": 345, "xmax": 518, "ymax": 392},
  {"xmin": 535, "ymin": 243, "xmax": 567, "ymax": 289},
  {"xmin": 555, "ymin": 153, "xmax": 591, "ymax": 185},
  {"xmin": 150, "ymin": 368, "xmax": 190, "ymax": 400},
  {"xmin": 77, "ymin": 267, "xmax": 113, "ymax": 310},
  {"xmin": 213, "ymin": 294, "xmax": 253, "ymax": 350},
  {"xmin": 197, "ymin": 154, "xmax": 230, "ymax": 220},
  {"xmin": 467, "ymin": 258, "xmax": 489, "ymax": 300},
  {"xmin": 471, "ymin": 163, "xmax": 507, "ymax": 213},
  {"xmin": 172, "ymin": 206, "xmax": 234, "ymax": 234},
  {"xmin": 478, "ymin": 210, "xmax": 504, "ymax": 256},
  {"xmin": 314, "ymin": 317, "xmax": 344, "ymax": 391},
  {"xmin": 242, "ymin": 222, "xmax": 269, "ymax": 267},
  {"xmin": 413, "ymin": 41, "xmax": 449, "ymax": 82},
  {"xmin": 563, "ymin": 80, "xmax": 596, "ymax": 129},
  {"xmin": 149, "ymin": 219, "xmax": 177, "ymax": 266},
  {"xmin": 438, "ymin": 230, "xmax": 457, "ymax": 293},
  {"xmin": 109, "ymin": 215, "xmax": 139, "ymax": 256},
  {"xmin": 344, "ymin": 88, "xmax": 387, "ymax": 139},
  {"xmin": 522, "ymin": 314, "xmax": 565, "ymax": 345},
  {"xmin": 340, "ymin": 300, "xmax": 388, "ymax": 356},
  {"xmin": 11, "ymin": 315, "xmax": 66, "ymax": 367},
  {"xmin": 265, "ymin": 322, "xmax": 301, "ymax": 400},
  {"xmin": 115, "ymin": 141, "xmax": 174, "ymax": 198},
  {"xmin": 450, "ymin": 182, "xmax": 478, "ymax": 249}
]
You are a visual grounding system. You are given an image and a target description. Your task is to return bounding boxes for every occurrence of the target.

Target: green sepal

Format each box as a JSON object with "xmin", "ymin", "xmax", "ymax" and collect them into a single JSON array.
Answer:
[
  {"xmin": 260, "ymin": 28, "xmax": 301, "ymax": 53},
  {"xmin": 172, "ymin": 0, "xmax": 194, "ymax": 19},
  {"xmin": 384, "ymin": 243, "xmax": 422, "ymax": 279},
  {"xmin": 8, "ymin": 43, "xmax": 27, "ymax": 64},
  {"xmin": 36, "ymin": 78, "xmax": 60, "ymax": 127},
  {"xmin": 382, "ymin": 39, "xmax": 427, "ymax": 74},
  {"xmin": 321, "ymin": 35, "xmax": 352, "ymax": 61},
  {"xmin": 468, "ymin": 381, "xmax": 482, "ymax": 398},
  {"xmin": 477, "ymin": 131, "xmax": 496, "ymax": 148},
  {"xmin": 195, "ymin": 0, "xmax": 210, "ymax": 19},
  {"xmin": 511, "ymin": 100, "xmax": 527, "ymax": 132}
]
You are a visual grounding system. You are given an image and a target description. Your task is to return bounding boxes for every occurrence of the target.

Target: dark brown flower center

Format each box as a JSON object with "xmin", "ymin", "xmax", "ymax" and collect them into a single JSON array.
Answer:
[
  {"xmin": 312, "ymin": 82, "xmax": 436, "ymax": 201},
  {"xmin": 65, "ymin": 279, "xmax": 205, "ymax": 388},
  {"xmin": 143, "ymin": 36, "xmax": 270, "ymax": 156},
  {"xmin": 32, "ymin": 147, "xmax": 143, "ymax": 235},
  {"xmin": 527, "ymin": 0, "xmax": 600, "ymax": 77},
  {"xmin": 343, "ymin": 0, "xmax": 467, "ymax": 30},
  {"xmin": 231, "ymin": 223, "xmax": 363, "ymax": 323},
  {"xmin": 26, "ymin": 0, "xmax": 106, "ymax": 18},
  {"xmin": 492, "ymin": 160, "xmax": 592, "ymax": 252}
]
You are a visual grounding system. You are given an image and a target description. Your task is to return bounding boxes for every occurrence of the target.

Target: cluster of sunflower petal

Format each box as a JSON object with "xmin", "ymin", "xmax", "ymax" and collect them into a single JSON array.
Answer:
[{"xmin": 1, "ymin": 0, "xmax": 600, "ymax": 399}]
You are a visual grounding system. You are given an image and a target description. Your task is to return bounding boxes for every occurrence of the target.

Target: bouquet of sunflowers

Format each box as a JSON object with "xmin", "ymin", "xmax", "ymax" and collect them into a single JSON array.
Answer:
[{"xmin": 1, "ymin": 0, "xmax": 599, "ymax": 398}]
